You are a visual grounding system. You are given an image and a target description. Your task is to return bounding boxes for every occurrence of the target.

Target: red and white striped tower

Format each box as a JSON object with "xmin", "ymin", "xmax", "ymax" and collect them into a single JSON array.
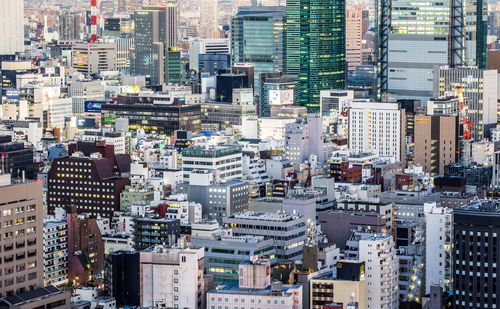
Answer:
[{"xmin": 89, "ymin": 0, "xmax": 99, "ymax": 43}]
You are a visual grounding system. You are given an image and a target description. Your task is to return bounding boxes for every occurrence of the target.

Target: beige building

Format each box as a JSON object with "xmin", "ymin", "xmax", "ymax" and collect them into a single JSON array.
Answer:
[
  {"xmin": 72, "ymin": 43, "xmax": 117, "ymax": 75},
  {"xmin": 0, "ymin": 174, "xmax": 44, "ymax": 297},
  {"xmin": 414, "ymin": 115, "xmax": 457, "ymax": 175},
  {"xmin": 346, "ymin": 8, "xmax": 363, "ymax": 72},
  {"xmin": 200, "ymin": 0, "xmax": 219, "ymax": 39},
  {"xmin": 140, "ymin": 243, "xmax": 206, "ymax": 308}
]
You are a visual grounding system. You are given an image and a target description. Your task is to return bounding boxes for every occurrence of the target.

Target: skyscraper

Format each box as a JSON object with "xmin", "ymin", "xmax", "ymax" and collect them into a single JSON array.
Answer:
[
  {"xmin": 286, "ymin": 0, "xmax": 345, "ymax": 112},
  {"xmin": 130, "ymin": 5, "xmax": 178, "ymax": 85},
  {"xmin": 378, "ymin": 0, "xmax": 488, "ymax": 101},
  {"xmin": 465, "ymin": 0, "xmax": 488, "ymax": 68},
  {"xmin": 0, "ymin": 0, "xmax": 24, "ymax": 55},
  {"xmin": 200, "ymin": 0, "xmax": 219, "ymax": 38},
  {"xmin": 231, "ymin": 6, "xmax": 286, "ymax": 93},
  {"xmin": 346, "ymin": 8, "xmax": 364, "ymax": 72}
]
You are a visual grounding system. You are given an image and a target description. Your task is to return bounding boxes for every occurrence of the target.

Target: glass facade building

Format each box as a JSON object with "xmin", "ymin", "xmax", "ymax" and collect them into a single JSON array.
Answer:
[
  {"xmin": 385, "ymin": 0, "xmax": 488, "ymax": 101},
  {"xmin": 230, "ymin": 6, "xmax": 286, "ymax": 94},
  {"xmin": 199, "ymin": 53, "xmax": 231, "ymax": 76},
  {"xmin": 130, "ymin": 6, "xmax": 178, "ymax": 86},
  {"xmin": 285, "ymin": 0, "xmax": 346, "ymax": 112}
]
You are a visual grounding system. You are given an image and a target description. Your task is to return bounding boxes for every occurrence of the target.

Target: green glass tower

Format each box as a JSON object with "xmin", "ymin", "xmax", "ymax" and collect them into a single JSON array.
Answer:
[{"xmin": 286, "ymin": 0, "xmax": 346, "ymax": 112}]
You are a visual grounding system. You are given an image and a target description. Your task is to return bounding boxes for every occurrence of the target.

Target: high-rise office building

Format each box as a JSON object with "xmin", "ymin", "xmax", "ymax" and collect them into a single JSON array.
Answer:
[
  {"xmin": 465, "ymin": 0, "xmax": 487, "ymax": 68},
  {"xmin": 130, "ymin": 5, "xmax": 178, "ymax": 85},
  {"xmin": 231, "ymin": 6, "xmax": 286, "ymax": 93},
  {"xmin": 200, "ymin": 0, "xmax": 219, "ymax": 39},
  {"xmin": 346, "ymin": 8, "xmax": 364, "ymax": 72},
  {"xmin": 0, "ymin": 174, "xmax": 44, "ymax": 297},
  {"xmin": 59, "ymin": 14, "xmax": 81, "ymax": 41},
  {"xmin": 69, "ymin": 80, "xmax": 106, "ymax": 115},
  {"xmin": 433, "ymin": 66, "xmax": 498, "ymax": 142},
  {"xmin": 379, "ymin": 0, "xmax": 488, "ymax": 101},
  {"xmin": 0, "ymin": 0, "xmax": 24, "ymax": 55},
  {"xmin": 286, "ymin": 0, "xmax": 345, "ymax": 112},
  {"xmin": 384, "ymin": 0, "xmax": 450, "ymax": 101},
  {"xmin": 453, "ymin": 200, "xmax": 500, "ymax": 309}
]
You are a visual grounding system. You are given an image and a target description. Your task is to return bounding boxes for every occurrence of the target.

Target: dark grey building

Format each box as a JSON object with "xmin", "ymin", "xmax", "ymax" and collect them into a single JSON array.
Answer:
[
  {"xmin": 133, "ymin": 217, "xmax": 180, "ymax": 250},
  {"xmin": 231, "ymin": 6, "xmax": 286, "ymax": 93},
  {"xmin": 453, "ymin": 200, "xmax": 500, "ymax": 308},
  {"xmin": 199, "ymin": 54, "xmax": 231, "ymax": 76},
  {"xmin": 318, "ymin": 211, "xmax": 389, "ymax": 249},
  {"xmin": 130, "ymin": 6, "xmax": 177, "ymax": 86},
  {"xmin": 177, "ymin": 179, "xmax": 249, "ymax": 223},
  {"xmin": 104, "ymin": 251, "xmax": 140, "ymax": 307}
]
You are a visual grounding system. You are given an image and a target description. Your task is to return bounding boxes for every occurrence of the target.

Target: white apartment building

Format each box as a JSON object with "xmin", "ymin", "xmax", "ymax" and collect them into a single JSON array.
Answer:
[
  {"xmin": 348, "ymin": 101, "xmax": 403, "ymax": 162},
  {"xmin": 140, "ymin": 244, "xmax": 205, "ymax": 308},
  {"xmin": 0, "ymin": 0, "xmax": 24, "ymax": 55},
  {"xmin": 284, "ymin": 116, "xmax": 324, "ymax": 167},
  {"xmin": 181, "ymin": 144, "xmax": 242, "ymax": 182},
  {"xmin": 359, "ymin": 234, "xmax": 399, "ymax": 309},
  {"xmin": 424, "ymin": 202, "xmax": 452, "ymax": 294}
]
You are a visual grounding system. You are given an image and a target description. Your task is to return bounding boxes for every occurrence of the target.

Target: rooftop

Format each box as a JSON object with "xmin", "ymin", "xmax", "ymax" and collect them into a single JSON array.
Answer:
[
  {"xmin": 230, "ymin": 211, "xmax": 302, "ymax": 222},
  {"xmin": 362, "ymin": 233, "xmax": 392, "ymax": 242},
  {"xmin": 209, "ymin": 282, "xmax": 300, "ymax": 297},
  {"xmin": 0, "ymin": 286, "xmax": 67, "ymax": 306},
  {"xmin": 456, "ymin": 199, "xmax": 500, "ymax": 213}
]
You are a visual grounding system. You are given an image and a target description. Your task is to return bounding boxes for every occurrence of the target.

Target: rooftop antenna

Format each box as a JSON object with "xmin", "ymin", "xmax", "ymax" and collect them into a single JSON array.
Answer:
[{"xmin": 89, "ymin": 0, "xmax": 99, "ymax": 44}]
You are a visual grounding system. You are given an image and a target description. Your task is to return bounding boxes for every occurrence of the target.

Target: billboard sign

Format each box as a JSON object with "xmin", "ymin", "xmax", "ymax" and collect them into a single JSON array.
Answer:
[
  {"xmin": 84, "ymin": 101, "xmax": 105, "ymax": 113},
  {"xmin": 77, "ymin": 117, "xmax": 96, "ymax": 129},
  {"xmin": 269, "ymin": 89, "xmax": 294, "ymax": 106}
]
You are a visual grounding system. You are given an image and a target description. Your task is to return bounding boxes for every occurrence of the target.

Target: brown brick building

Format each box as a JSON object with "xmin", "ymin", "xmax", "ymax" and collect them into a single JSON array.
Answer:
[
  {"xmin": 66, "ymin": 206, "xmax": 104, "ymax": 287},
  {"xmin": 47, "ymin": 141, "xmax": 130, "ymax": 218}
]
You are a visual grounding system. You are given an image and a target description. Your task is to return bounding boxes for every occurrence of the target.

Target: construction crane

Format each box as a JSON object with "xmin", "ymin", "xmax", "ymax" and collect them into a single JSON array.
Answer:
[
  {"xmin": 456, "ymin": 85, "xmax": 472, "ymax": 165},
  {"xmin": 89, "ymin": 0, "xmax": 99, "ymax": 43}
]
